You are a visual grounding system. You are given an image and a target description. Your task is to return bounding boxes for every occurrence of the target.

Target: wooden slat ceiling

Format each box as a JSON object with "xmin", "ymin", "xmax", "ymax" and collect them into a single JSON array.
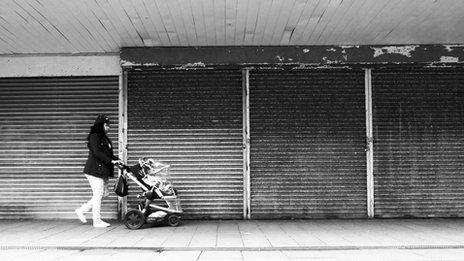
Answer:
[{"xmin": 0, "ymin": 0, "xmax": 463, "ymax": 55}]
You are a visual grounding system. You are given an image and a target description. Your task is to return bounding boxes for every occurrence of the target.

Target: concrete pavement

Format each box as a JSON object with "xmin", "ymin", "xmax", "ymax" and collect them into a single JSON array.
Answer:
[
  {"xmin": 1, "ymin": 218, "xmax": 464, "ymax": 251},
  {"xmin": 4, "ymin": 248, "xmax": 464, "ymax": 261}
]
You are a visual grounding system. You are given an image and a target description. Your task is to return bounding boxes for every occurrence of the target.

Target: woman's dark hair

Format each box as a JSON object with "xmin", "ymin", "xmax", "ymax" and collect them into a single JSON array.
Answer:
[{"xmin": 86, "ymin": 114, "xmax": 111, "ymax": 144}]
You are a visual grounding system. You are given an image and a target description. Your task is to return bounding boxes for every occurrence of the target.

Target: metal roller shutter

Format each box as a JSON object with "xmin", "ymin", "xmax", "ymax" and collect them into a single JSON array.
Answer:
[
  {"xmin": 373, "ymin": 68, "xmax": 464, "ymax": 217},
  {"xmin": 0, "ymin": 76, "xmax": 119, "ymax": 219},
  {"xmin": 249, "ymin": 69, "xmax": 367, "ymax": 219},
  {"xmin": 127, "ymin": 69, "xmax": 243, "ymax": 219}
]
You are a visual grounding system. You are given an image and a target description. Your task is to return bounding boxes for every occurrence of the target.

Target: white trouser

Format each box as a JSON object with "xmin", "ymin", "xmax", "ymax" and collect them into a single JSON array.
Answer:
[{"xmin": 78, "ymin": 174, "xmax": 109, "ymax": 221}]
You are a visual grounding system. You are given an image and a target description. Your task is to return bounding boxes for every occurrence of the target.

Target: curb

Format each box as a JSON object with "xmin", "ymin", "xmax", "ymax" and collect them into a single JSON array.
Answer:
[{"xmin": 3, "ymin": 245, "xmax": 464, "ymax": 252}]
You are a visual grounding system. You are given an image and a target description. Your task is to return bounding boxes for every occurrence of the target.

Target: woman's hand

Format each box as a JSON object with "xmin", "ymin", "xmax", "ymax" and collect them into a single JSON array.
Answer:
[{"xmin": 111, "ymin": 159, "xmax": 123, "ymax": 165}]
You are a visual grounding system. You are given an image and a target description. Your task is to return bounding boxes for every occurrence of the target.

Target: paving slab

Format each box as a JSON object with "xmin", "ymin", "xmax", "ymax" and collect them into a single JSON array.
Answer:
[{"xmin": 1, "ymin": 219, "xmax": 464, "ymax": 251}]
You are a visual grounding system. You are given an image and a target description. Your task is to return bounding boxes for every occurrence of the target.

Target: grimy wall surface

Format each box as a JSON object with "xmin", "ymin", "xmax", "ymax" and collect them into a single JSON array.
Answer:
[
  {"xmin": 121, "ymin": 45, "xmax": 464, "ymax": 219},
  {"xmin": 249, "ymin": 69, "xmax": 367, "ymax": 219},
  {"xmin": 373, "ymin": 67, "xmax": 464, "ymax": 217},
  {"xmin": 126, "ymin": 69, "xmax": 244, "ymax": 219},
  {"xmin": 1, "ymin": 45, "xmax": 463, "ymax": 219}
]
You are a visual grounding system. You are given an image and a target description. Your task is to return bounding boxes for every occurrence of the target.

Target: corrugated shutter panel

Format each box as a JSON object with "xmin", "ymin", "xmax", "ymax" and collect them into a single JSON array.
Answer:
[
  {"xmin": 0, "ymin": 76, "xmax": 119, "ymax": 219},
  {"xmin": 127, "ymin": 69, "xmax": 243, "ymax": 219},
  {"xmin": 373, "ymin": 68, "xmax": 464, "ymax": 217},
  {"xmin": 249, "ymin": 69, "xmax": 367, "ymax": 219}
]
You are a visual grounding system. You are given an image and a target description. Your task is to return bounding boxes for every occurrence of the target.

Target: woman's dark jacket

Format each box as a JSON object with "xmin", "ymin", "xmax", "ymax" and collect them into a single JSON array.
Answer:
[{"xmin": 83, "ymin": 133, "xmax": 118, "ymax": 179}]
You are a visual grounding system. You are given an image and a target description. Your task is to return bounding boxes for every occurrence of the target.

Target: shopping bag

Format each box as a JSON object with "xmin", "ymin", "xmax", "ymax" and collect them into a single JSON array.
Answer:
[{"xmin": 114, "ymin": 175, "xmax": 128, "ymax": 197}]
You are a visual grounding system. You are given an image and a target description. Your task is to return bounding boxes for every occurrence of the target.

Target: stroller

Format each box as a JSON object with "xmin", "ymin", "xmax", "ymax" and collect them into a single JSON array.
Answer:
[{"xmin": 120, "ymin": 158, "xmax": 183, "ymax": 229}]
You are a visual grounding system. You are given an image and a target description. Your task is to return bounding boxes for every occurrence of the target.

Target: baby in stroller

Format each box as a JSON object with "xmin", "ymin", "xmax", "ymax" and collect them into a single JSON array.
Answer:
[
  {"xmin": 130, "ymin": 158, "xmax": 175, "ymax": 197},
  {"xmin": 122, "ymin": 157, "xmax": 182, "ymax": 229}
]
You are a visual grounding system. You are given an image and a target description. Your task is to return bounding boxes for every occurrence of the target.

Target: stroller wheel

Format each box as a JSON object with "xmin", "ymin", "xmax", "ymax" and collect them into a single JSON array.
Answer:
[
  {"xmin": 166, "ymin": 214, "xmax": 181, "ymax": 227},
  {"xmin": 124, "ymin": 209, "xmax": 146, "ymax": 229}
]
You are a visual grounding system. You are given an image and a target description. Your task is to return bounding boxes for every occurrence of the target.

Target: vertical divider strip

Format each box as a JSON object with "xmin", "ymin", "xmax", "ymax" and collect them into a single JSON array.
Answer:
[
  {"xmin": 365, "ymin": 68, "xmax": 375, "ymax": 218},
  {"xmin": 242, "ymin": 68, "xmax": 251, "ymax": 219},
  {"xmin": 118, "ymin": 70, "xmax": 128, "ymax": 219}
]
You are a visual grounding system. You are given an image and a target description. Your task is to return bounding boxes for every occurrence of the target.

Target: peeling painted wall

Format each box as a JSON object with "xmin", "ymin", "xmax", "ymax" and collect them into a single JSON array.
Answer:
[
  {"xmin": 372, "ymin": 46, "xmax": 419, "ymax": 58},
  {"xmin": 121, "ymin": 45, "xmax": 464, "ymax": 68}
]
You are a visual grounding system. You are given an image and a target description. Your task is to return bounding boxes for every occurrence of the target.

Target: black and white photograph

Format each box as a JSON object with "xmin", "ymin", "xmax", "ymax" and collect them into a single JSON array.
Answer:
[{"xmin": 0, "ymin": 0, "xmax": 464, "ymax": 260}]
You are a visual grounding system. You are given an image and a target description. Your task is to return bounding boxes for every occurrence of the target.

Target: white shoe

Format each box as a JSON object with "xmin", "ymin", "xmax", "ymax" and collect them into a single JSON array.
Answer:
[
  {"xmin": 93, "ymin": 220, "xmax": 110, "ymax": 228},
  {"xmin": 75, "ymin": 209, "xmax": 87, "ymax": 223}
]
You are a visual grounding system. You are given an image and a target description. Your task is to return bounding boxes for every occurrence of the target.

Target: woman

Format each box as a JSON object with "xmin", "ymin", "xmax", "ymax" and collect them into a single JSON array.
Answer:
[{"xmin": 75, "ymin": 114, "xmax": 122, "ymax": 227}]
